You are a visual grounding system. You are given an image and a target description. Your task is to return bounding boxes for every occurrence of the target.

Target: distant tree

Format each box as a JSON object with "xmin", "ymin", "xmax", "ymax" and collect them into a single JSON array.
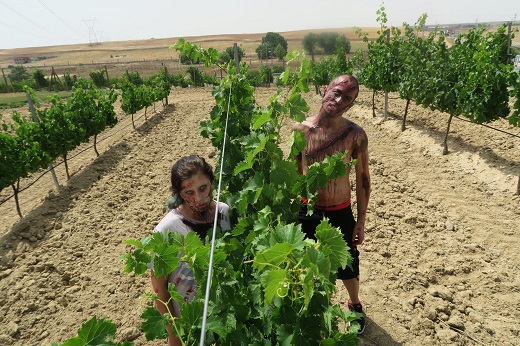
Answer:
[
  {"xmin": 256, "ymin": 44, "xmax": 270, "ymax": 60},
  {"xmin": 274, "ymin": 44, "xmax": 286, "ymax": 61},
  {"xmin": 303, "ymin": 32, "xmax": 319, "ymax": 61},
  {"xmin": 318, "ymin": 32, "xmax": 351, "ymax": 54},
  {"xmin": 335, "ymin": 35, "xmax": 351, "ymax": 54},
  {"xmin": 32, "ymin": 69, "xmax": 48, "ymax": 88},
  {"xmin": 256, "ymin": 32, "xmax": 288, "ymax": 59},
  {"xmin": 220, "ymin": 46, "xmax": 245, "ymax": 64},
  {"xmin": 89, "ymin": 70, "xmax": 107, "ymax": 88},
  {"xmin": 180, "ymin": 53, "xmax": 200, "ymax": 65},
  {"xmin": 8, "ymin": 65, "xmax": 31, "ymax": 82}
]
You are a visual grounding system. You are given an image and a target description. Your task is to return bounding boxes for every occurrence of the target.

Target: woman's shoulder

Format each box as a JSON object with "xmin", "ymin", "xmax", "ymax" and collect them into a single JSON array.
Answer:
[
  {"xmin": 154, "ymin": 209, "xmax": 190, "ymax": 236},
  {"xmin": 216, "ymin": 201, "xmax": 230, "ymax": 213}
]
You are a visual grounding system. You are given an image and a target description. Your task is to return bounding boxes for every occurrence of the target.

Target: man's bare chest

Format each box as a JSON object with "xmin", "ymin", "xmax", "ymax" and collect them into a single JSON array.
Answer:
[{"xmin": 304, "ymin": 127, "xmax": 355, "ymax": 162}]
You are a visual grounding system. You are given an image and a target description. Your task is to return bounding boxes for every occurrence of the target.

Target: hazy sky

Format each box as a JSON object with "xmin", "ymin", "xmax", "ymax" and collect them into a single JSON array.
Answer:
[{"xmin": 1, "ymin": 0, "xmax": 519, "ymax": 50}]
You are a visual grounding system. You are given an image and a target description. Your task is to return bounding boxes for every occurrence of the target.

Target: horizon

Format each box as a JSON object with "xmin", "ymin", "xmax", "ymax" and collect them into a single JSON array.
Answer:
[{"xmin": 1, "ymin": 0, "xmax": 519, "ymax": 50}]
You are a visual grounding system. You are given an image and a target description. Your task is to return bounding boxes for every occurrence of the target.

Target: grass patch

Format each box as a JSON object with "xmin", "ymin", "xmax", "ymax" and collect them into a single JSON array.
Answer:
[{"xmin": 0, "ymin": 90, "xmax": 72, "ymax": 110}]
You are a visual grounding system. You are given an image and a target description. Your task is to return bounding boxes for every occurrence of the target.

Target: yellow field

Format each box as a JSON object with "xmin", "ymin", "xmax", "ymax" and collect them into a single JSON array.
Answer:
[
  {"xmin": 0, "ymin": 27, "xmax": 383, "ymax": 79},
  {"xmin": 1, "ymin": 24, "xmax": 518, "ymax": 80}
]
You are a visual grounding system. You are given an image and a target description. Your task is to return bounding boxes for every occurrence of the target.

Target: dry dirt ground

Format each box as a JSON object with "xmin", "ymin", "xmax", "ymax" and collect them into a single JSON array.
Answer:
[{"xmin": 0, "ymin": 86, "xmax": 519, "ymax": 346}]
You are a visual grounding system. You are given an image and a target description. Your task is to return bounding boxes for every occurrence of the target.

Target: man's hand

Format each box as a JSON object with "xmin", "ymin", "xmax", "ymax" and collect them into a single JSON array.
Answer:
[{"xmin": 352, "ymin": 222, "xmax": 365, "ymax": 245}]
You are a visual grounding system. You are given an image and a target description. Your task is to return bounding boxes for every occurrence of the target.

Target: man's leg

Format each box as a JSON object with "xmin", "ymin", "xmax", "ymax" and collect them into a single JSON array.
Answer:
[
  {"xmin": 343, "ymin": 277, "xmax": 365, "ymax": 334},
  {"xmin": 341, "ymin": 277, "xmax": 360, "ymax": 304}
]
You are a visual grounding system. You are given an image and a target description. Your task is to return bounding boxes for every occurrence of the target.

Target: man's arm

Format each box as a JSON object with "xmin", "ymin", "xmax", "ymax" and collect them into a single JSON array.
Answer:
[{"xmin": 352, "ymin": 131, "xmax": 371, "ymax": 245}]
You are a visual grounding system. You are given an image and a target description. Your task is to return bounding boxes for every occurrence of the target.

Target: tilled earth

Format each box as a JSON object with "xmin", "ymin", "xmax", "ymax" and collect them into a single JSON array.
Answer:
[{"xmin": 0, "ymin": 87, "xmax": 519, "ymax": 346}]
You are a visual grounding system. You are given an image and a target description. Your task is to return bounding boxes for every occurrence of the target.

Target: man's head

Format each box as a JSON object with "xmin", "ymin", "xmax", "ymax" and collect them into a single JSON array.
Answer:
[{"xmin": 321, "ymin": 75, "xmax": 359, "ymax": 117}]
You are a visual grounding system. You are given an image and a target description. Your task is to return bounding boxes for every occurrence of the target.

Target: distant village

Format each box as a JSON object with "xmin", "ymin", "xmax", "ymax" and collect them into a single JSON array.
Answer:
[{"xmin": 13, "ymin": 55, "xmax": 56, "ymax": 64}]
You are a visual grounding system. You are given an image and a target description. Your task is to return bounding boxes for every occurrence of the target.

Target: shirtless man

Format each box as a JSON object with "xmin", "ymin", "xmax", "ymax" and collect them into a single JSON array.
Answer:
[{"xmin": 292, "ymin": 75, "xmax": 371, "ymax": 334}]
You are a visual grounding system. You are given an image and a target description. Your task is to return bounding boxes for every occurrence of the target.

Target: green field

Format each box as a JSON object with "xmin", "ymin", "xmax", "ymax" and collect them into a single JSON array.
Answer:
[{"xmin": 0, "ymin": 90, "xmax": 72, "ymax": 110}]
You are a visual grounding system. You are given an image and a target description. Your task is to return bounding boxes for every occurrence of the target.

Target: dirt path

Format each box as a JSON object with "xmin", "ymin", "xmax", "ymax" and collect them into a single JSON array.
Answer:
[{"xmin": 0, "ymin": 87, "xmax": 519, "ymax": 346}]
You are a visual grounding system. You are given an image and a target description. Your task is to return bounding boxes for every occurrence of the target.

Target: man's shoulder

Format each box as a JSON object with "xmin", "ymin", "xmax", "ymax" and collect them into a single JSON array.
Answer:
[{"xmin": 344, "ymin": 118, "xmax": 367, "ymax": 135}]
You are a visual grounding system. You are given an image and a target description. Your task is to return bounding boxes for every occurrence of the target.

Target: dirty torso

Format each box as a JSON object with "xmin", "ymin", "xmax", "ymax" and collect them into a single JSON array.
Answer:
[{"xmin": 295, "ymin": 116, "xmax": 365, "ymax": 208}]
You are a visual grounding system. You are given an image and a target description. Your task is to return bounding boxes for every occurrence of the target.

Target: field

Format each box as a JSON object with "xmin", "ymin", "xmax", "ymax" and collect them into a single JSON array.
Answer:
[
  {"xmin": 1, "ymin": 29, "xmax": 520, "ymax": 345},
  {"xmin": 0, "ymin": 83, "xmax": 519, "ymax": 345},
  {"xmin": 0, "ymin": 27, "xmax": 380, "ymax": 81}
]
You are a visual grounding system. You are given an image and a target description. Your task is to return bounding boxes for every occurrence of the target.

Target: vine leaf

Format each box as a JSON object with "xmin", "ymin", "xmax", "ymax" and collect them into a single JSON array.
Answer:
[
  {"xmin": 253, "ymin": 242, "xmax": 295, "ymax": 271},
  {"xmin": 141, "ymin": 307, "xmax": 169, "ymax": 341},
  {"xmin": 315, "ymin": 219, "xmax": 352, "ymax": 271},
  {"xmin": 260, "ymin": 269, "xmax": 288, "ymax": 303},
  {"xmin": 57, "ymin": 316, "xmax": 120, "ymax": 346}
]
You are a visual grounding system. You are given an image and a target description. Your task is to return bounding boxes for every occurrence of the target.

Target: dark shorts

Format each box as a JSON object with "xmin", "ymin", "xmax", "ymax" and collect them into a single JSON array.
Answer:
[{"xmin": 298, "ymin": 204, "xmax": 360, "ymax": 280}]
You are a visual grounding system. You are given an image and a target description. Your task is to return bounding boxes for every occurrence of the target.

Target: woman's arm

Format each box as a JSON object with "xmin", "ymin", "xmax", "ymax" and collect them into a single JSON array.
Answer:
[{"xmin": 150, "ymin": 272, "xmax": 182, "ymax": 346}]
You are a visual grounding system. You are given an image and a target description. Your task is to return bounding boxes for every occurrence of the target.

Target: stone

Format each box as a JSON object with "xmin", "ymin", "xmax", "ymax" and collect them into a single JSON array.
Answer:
[{"xmin": 119, "ymin": 327, "xmax": 141, "ymax": 341}]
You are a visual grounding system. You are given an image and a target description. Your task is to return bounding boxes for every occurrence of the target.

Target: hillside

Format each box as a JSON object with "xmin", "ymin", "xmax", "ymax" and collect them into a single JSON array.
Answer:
[{"xmin": 0, "ymin": 27, "xmax": 376, "ymax": 72}]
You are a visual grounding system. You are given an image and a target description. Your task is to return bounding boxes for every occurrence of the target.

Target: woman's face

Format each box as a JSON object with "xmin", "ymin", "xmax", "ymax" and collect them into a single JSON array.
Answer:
[{"xmin": 179, "ymin": 172, "xmax": 212, "ymax": 213}]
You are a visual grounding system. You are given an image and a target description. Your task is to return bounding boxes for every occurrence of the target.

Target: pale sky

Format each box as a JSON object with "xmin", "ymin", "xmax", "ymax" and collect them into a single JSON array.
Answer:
[{"xmin": 0, "ymin": 0, "xmax": 519, "ymax": 50}]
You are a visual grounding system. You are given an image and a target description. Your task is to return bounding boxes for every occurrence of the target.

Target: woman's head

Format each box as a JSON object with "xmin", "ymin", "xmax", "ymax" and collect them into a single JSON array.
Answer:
[{"xmin": 168, "ymin": 155, "xmax": 215, "ymax": 209}]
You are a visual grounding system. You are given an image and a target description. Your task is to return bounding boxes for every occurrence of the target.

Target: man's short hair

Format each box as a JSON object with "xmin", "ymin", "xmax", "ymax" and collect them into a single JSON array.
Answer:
[{"xmin": 328, "ymin": 75, "xmax": 359, "ymax": 100}]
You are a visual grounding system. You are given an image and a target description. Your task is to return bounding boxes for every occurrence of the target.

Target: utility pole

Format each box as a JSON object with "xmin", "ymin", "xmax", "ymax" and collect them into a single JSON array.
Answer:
[{"xmin": 83, "ymin": 19, "xmax": 98, "ymax": 45}]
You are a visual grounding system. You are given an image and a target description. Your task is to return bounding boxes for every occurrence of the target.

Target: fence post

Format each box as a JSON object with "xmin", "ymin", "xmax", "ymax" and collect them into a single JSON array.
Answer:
[
  {"xmin": 1, "ymin": 68, "xmax": 9, "ymax": 91},
  {"xmin": 164, "ymin": 65, "xmax": 169, "ymax": 106},
  {"xmin": 384, "ymin": 28, "xmax": 390, "ymax": 119},
  {"xmin": 104, "ymin": 65, "xmax": 110, "ymax": 87},
  {"xmin": 25, "ymin": 92, "xmax": 60, "ymax": 191}
]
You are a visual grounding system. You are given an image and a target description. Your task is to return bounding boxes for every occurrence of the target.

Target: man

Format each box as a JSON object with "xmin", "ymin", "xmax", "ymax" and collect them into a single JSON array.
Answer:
[{"xmin": 292, "ymin": 75, "xmax": 371, "ymax": 334}]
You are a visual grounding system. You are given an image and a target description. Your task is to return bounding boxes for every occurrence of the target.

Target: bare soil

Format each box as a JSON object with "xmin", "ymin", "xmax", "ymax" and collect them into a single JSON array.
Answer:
[{"xmin": 0, "ymin": 86, "xmax": 519, "ymax": 346}]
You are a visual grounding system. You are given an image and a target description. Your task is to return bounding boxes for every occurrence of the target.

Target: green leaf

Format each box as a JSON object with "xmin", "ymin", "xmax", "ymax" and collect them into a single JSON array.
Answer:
[
  {"xmin": 59, "ymin": 316, "xmax": 117, "ymax": 346},
  {"xmin": 252, "ymin": 110, "xmax": 272, "ymax": 130},
  {"xmin": 288, "ymin": 130, "xmax": 306, "ymax": 159},
  {"xmin": 315, "ymin": 219, "xmax": 352, "ymax": 271},
  {"xmin": 304, "ymin": 246, "xmax": 331, "ymax": 278},
  {"xmin": 178, "ymin": 300, "xmax": 204, "ymax": 327},
  {"xmin": 122, "ymin": 249, "xmax": 151, "ymax": 275},
  {"xmin": 260, "ymin": 269, "xmax": 288, "ymax": 303},
  {"xmin": 276, "ymin": 324, "xmax": 294, "ymax": 345},
  {"xmin": 270, "ymin": 159, "xmax": 298, "ymax": 188},
  {"xmin": 253, "ymin": 242, "xmax": 295, "ymax": 271},
  {"xmin": 272, "ymin": 223, "xmax": 306, "ymax": 251},
  {"xmin": 141, "ymin": 307, "xmax": 169, "ymax": 341},
  {"xmin": 153, "ymin": 245, "xmax": 180, "ymax": 277}
]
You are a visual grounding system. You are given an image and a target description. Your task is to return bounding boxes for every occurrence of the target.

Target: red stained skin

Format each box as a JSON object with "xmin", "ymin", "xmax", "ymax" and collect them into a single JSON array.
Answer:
[{"xmin": 178, "ymin": 173, "xmax": 213, "ymax": 221}]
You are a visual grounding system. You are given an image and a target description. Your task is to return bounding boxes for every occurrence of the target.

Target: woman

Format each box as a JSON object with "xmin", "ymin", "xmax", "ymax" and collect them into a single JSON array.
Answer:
[{"xmin": 149, "ymin": 155, "xmax": 230, "ymax": 346}]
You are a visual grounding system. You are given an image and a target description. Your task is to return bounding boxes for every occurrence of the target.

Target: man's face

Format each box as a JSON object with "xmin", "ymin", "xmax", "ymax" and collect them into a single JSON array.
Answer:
[{"xmin": 322, "ymin": 79, "xmax": 357, "ymax": 117}]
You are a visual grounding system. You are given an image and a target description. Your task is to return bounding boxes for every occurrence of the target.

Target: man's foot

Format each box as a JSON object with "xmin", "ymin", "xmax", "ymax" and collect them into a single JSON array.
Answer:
[{"xmin": 348, "ymin": 299, "xmax": 366, "ymax": 335}]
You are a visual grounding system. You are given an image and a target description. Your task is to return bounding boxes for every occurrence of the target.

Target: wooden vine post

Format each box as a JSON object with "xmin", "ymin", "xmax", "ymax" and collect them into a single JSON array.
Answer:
[{"xmin": 104, "ymin": 65, "xmax": 110, "ymax": 87}]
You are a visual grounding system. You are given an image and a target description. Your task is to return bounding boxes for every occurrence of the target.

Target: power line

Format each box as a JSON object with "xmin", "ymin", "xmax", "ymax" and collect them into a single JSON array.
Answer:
[
  {"xmin": 0, "ymin": 0, "xmax": 74, "ymax": 41},
  {"xmin": 0, "ymin": 18, "xmax": 53, "ymax": 40},
  {"xmin": 37, "ymin": 0, "xmax": 83, "ymax": 38}
]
